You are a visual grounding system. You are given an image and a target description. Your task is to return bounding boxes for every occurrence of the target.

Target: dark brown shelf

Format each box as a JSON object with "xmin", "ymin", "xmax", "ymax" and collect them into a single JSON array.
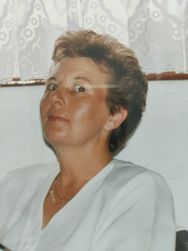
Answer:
[{"xmin": 147, "ymin": 71, "xmax": 188, "ymax": 81}]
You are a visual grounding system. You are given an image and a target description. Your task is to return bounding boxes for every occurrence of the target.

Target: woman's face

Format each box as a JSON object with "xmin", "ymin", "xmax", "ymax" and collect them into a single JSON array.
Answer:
[{"xmin": 40, "ymin": 57, "xmax": 114, "ymax": 149}]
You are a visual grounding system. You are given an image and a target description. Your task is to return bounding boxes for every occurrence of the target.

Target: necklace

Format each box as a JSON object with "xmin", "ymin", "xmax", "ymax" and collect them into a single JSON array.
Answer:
[
  {"xmin": 49, "ymin": 189, "xmax": 56, "ymax": 204},
  {"xmin": 49, "ymin": 170, "xmax": 92, "ymax": 204},
  {"xmin": 49, "ymin": 175, "xmax": 74, "ymax": 204}
]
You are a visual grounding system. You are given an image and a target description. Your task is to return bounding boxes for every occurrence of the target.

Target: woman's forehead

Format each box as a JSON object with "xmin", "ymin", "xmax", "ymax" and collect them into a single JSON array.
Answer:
[{"xmin": 48, "ymin": 57, "xmax": 112, "ymax": 85}]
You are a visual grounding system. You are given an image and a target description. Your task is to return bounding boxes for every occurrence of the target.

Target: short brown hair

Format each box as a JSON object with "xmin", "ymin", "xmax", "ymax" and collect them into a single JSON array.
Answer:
[{"xmin": 52, "ymin": 30, "xmax": 148, "ymax": 155}]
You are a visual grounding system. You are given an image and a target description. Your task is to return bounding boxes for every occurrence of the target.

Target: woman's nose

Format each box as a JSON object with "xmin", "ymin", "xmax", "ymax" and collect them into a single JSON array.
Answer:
[{"xmin": 50, "ymin": 87, "xmax": 66, "ymax": 107}]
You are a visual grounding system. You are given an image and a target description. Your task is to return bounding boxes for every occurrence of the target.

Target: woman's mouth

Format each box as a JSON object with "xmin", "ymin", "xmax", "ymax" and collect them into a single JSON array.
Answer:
[{"xmin": 48, "ymin": 114, "xmax": 68, "ymax": 122}]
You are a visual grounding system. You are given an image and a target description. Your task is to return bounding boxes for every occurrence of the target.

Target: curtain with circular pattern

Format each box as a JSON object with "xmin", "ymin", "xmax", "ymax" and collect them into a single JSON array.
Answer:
[{"xmin": 0, "ymin": 0, "xmax": 187, "ymax": 82}]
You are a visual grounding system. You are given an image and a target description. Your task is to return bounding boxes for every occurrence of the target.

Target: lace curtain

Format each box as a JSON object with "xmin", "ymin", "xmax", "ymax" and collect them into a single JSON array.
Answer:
[{"xmin": 0, "ymin": 0, "xmax": 187, "ymax": 82}]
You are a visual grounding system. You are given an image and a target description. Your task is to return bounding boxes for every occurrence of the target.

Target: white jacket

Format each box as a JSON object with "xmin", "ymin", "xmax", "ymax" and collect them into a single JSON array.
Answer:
[{"xmin": 0, "ymin": 159, "xmax": 176, "ymax": 251}]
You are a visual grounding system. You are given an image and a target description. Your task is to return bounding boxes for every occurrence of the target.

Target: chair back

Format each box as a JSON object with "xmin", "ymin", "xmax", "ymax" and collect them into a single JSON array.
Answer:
[{"xmin": 176, "ymin": 230, "xmax": 188, "ymax": 251}]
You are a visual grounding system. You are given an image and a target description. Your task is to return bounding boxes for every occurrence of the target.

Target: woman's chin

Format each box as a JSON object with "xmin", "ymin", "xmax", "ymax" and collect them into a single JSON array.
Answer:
[{"xmin": 43, "ymin": 131, "xmax": 67, "ymax": 146}]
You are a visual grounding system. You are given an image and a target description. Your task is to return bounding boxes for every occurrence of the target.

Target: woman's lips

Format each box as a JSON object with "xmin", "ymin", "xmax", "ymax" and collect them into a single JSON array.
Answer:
[{"xmin": 48, "ymin": 114, "xmax": 68, "ymax": 122}]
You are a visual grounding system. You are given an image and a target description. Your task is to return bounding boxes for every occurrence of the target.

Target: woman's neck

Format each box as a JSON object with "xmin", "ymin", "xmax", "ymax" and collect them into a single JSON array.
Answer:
[{"xmin": 54, "ymin": 144, "xmax": 112, "ymax": 186}]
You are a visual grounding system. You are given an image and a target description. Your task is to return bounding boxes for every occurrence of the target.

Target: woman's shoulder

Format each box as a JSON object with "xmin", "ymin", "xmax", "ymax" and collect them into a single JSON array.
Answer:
[
  {"xmin": 106, "ymin": 158, "xmax": 171, "ymax": 195},
  {"xmin": 99, "ymin": 159, "xmax": 174, "ymax": 216},
  {"xmin": 0, "ymin": 162, "xmax": 59, "ymax": 188}
]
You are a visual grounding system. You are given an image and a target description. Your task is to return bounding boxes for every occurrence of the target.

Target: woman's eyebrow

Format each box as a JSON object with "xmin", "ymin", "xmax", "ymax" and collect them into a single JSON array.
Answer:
[
  {"xmin": 47, "ymin": 77, "xmax": 56, "ymax": 82},
  {"xmin": 74, "ymin": 76, "xmax": 92, "ymax": 84},
  {"xmin": 75, "ymin": 76, "xmax": 109, "ymax": 89},
  {"xmin": 45, "ymin": 77, "xmax": 57, "ymax": 84}
]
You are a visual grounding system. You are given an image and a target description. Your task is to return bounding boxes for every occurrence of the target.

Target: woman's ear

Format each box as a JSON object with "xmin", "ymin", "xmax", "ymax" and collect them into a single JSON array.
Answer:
[{"xmin": 104, "ymin": 107, "xmax": 128, "ymax": 132}]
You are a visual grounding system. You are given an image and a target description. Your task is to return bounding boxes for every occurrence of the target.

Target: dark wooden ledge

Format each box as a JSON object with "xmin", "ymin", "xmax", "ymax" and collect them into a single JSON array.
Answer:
[
  {"xmin": 0, "ymin": 79, "xmax": 45, "ymax": 87},
  {"xmin": 147, "ymin": 71, "xmax": 188, "ymax": 81},
  {"xmin": 0, "ymin": 72, "xmax": 188, "ymax": 87}
]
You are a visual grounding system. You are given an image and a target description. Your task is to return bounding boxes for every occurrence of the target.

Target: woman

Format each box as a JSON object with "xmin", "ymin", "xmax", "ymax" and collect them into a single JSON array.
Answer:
[{"xmin": 0, "ymin": 30, "xmax": 175, "ymax": 251}]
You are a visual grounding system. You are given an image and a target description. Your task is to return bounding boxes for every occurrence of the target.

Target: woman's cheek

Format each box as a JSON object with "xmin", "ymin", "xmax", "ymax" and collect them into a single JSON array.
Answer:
[
  {"xmin": 40, "ymin": 100, "xmax": 48, "ymax": 124},
  {"xmin": 73, "ymin": 101, "xmax": 93, "ymax": 119}
]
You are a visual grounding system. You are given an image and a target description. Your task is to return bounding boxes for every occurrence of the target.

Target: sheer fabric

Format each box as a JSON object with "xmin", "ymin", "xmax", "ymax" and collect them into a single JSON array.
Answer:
[{"xmin": 0, "ymin": 0, "xmax": 187, "ymax": 82}]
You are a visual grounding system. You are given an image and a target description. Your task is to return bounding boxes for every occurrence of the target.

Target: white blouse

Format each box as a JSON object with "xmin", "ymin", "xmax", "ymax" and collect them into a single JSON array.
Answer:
[{"xmin": 0, "ymin": 159, "xmax": 176, "ymax": 251}]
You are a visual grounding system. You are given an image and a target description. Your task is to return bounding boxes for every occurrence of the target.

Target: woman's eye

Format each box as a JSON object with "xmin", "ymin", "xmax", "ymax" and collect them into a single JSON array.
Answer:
[
  {"xmin": 46, "ymin": 83, "xmax": 57, "ymax": 92},
  {"xmin": 74, "ymin": 85, "xmax": 86, "ymax": 93}
]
